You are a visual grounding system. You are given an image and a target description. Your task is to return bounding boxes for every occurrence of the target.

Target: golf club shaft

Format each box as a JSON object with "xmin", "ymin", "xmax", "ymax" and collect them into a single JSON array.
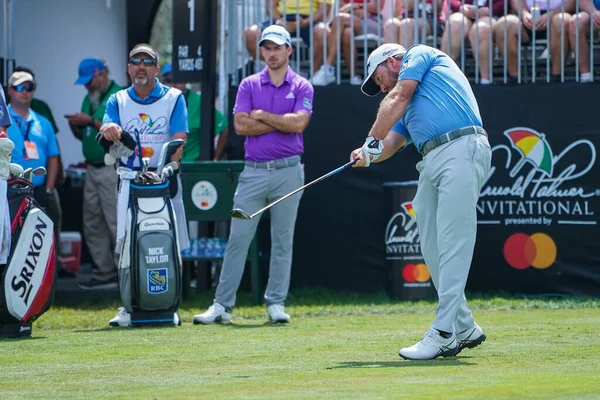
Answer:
[{"xmin": 249, "ymin": 159, "xmax": 356, "ymax": 219}]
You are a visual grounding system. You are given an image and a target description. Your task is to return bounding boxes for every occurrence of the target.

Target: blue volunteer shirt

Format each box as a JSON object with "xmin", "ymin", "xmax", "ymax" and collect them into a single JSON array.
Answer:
[
  {"xmin": 7, "ymin": 106, "xmax": 59, "ymax": 187},
  {"xmin": 391, "ymin": 45, "xmax": 482, "ymax": 152},
  {"xmin": 103, "ymin": 78, "xmax": 188, "ymax": 134}
]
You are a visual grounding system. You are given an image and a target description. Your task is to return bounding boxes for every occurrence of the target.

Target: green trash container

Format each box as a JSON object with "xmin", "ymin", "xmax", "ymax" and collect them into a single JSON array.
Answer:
[{"xmin": 181, "ymin": 161, "xmax": 246, "ymax": 221}]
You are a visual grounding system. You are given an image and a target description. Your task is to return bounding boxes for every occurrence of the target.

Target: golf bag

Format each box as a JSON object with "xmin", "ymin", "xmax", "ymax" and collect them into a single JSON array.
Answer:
[
  {"xmin": 118, "ymin": 179, "xmax": 182, "ymax": 324},
  {"xmin": 0, "ymin": 177, "xmax": 56, "ymax": 337}
]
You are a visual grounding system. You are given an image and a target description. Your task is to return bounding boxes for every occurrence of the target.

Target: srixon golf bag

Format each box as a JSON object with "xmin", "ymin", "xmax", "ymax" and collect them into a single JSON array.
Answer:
[
  {"xmin": 117, "ymin": 139, "xmax": 184, "ymax": 326},
  {"xmin": 0, "ymin": 176, "xmax": 56, "ymax": 338}
]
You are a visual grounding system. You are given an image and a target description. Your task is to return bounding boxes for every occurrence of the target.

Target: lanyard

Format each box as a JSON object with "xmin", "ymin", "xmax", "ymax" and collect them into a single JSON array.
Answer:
[{"xmin": 18, "ymin": 119, "xmax": 33, "ymax": 142}]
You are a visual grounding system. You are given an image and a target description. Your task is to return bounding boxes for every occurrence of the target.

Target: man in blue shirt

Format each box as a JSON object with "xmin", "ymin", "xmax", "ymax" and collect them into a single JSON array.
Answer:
[
  {"xmin": 100, "ymin": 43, "xmax": 189, "ymax": 327},
  {"xmin": 351, "ymin": 44, "xmax": 492, "ymax": 360}
]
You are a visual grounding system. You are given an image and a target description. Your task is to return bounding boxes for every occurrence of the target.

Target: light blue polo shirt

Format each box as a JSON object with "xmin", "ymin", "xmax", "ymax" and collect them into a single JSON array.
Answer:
[
  {"xmin": 391, "ymin": 45, "xmax": 482, "ymax": 152},
  {"xmin": 103, "ymin": 78, "xmax": 188, "ymax": 134},
  {"xmin": 7, "ymin": 106, "xmax": 59, "ymax": 188}
]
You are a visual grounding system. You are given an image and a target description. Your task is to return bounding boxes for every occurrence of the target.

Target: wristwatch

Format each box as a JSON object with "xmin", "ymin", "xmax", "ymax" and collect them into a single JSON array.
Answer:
[
  {"xmin": 88, "ymin": 118, "xmax": 96, "ymax": 128},
  {"xmin": 45, "ymin": 188, "xmax": 54, "ymax": 196}
]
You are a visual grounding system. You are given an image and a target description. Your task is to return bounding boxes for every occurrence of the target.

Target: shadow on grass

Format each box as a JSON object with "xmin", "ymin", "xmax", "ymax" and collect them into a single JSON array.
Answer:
[
  {"xmin": 0, "ymin": 336, "xmax": 47, "ymax": 342},
  {"xmin": 329, "ymin": 358, "xmax": 477, "ymax": 369}
]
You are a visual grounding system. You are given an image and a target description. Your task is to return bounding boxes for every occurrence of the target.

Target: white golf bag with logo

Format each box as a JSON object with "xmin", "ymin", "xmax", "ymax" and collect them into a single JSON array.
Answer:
[
  {"xmin": 0, "ymin": 176, "xmax": 56, "ymax": 336},
  {"xmin": 118, "ymin": 178, "xmax": 182, "ymax": 323}
]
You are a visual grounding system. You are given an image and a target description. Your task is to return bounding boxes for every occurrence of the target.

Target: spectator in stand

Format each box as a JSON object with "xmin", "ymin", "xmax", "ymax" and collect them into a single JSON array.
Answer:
[
  {"xmin": 494, "ymin": 0, "xmax": 574, "ymax": 82},
  {"xmin": 384, "ymin": 0, "xmax": 445, "ymax": 48},
  {"xmin": 440, "ymin": 0, "xmax": 506, "ymax": 84},
  {"xmin": 568, "ymin": 0, "xmax": 600, "ymax": 83},
  {"xmin": 311, "ymin": 0, "xmax": 387, "ymax": 86},
  {"xmin": 244, "ymin": 0, "xmax": 333, "ymax": 69}
]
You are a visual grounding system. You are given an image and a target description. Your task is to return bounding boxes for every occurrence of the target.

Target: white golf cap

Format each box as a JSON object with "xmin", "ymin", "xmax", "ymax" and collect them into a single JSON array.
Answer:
[
  {"xmin": 361, "ymin": 43, "xmax": 407, "ymax": 97},
  {"xmin": 259, "ymin": 24, "xmax": 292, "ymax": 47}
]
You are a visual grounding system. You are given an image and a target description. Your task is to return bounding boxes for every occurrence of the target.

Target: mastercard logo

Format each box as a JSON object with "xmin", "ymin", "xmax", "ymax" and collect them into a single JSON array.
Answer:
[
  {"xmin": 402, "ymin": 263, "xmax": 431, "ymax": 283},
  {"xmin": 503, "ymin": 233, "xmax": 557, "ymax": 270}
]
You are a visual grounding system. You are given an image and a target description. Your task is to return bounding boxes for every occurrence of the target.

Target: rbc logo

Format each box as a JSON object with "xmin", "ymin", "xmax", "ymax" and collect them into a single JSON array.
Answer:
[{"xmin": 148, "ymin": 268, "xmax": 168, "ymax": 294}]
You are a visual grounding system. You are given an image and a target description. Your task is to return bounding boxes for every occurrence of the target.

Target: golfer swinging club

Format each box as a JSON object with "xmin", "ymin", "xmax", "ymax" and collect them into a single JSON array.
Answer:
[{"xmin": 350, "ymin": 43, "xmax": 491, "ymax": 360}]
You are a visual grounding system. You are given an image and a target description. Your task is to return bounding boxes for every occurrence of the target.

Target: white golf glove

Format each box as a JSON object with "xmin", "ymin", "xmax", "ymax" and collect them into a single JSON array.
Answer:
[{"xmin": 361, "ymin": 136, "xmax": 384, "ymax": 167}]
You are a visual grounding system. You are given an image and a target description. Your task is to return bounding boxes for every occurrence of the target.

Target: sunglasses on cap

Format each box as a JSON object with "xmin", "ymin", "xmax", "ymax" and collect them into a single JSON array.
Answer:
[
  {"xmin": 129, "ymin": 57, "xmax": 157, "ymax": 67},
  {"xmin": 12, "ymin": 83, "xmax": 35, "ymax": 92}
]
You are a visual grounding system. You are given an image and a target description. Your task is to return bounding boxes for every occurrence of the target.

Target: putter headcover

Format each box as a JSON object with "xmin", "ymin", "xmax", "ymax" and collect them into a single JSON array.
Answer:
[
  {"xmin": 0, "ymin": 135, "xmax": 15, "ymax": 180},
  {"xmin": 96, "ymin": 132, "xmax": 137, "ymax": 166}
]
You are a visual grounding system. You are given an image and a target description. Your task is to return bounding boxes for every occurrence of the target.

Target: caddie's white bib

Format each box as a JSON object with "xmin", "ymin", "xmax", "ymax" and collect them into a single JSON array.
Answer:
[{"xmin": 115, "ymin": 87, "xmax": 182, "ymax": 169}]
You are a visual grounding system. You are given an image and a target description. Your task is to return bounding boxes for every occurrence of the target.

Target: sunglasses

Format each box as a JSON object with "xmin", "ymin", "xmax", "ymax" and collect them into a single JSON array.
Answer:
[
  {"xmin": 129, "ymin": 57, "xmax": 157, "ymax": 67},
  {"xmin": 12, "ymin": 83, "xmax": 35, "ymax": 93},
  {"xmin": 163, "ymin": 76, "xmax": 172, "ymax": 83}
]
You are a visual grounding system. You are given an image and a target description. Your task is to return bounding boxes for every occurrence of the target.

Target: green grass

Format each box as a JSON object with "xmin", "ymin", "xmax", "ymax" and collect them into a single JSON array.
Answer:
[{"xmin": 2, "ymin": 290, "xmax": 600, "ymax": 399}]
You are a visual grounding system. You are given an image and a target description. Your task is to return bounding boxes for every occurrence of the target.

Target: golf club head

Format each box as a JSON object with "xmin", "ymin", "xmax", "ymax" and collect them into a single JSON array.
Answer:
[
  {"xmin": 160, "ymin": 161, "xmax": 179, "ymax": 179},
  {"xmin": 142, "ymin": 157, "xmax": 151, "ymax": 173},
  {"xmin": 230, "ymin": 208, "xmax": 252, "ymax": 220},
  {"xmin": 157, "ymin": 139, "xmax": 185, "ymax": 174},
  {"xmin": 116, "ymin": 166, "xmax": 132, "ymax": 176},
  {"xmin": 32, "ymin": 167, "xmax": 47, "ymax": 177},
  {"xmin": 22, "ymin": 167, "xmax": 33, "ymax": 179},
  {"xmin": 9, "ymin": 163, "xmax": 24, "ymax": 178}
]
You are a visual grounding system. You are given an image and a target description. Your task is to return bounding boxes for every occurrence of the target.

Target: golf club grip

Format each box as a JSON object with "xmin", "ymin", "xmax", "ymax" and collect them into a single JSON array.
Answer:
[{"xmin": 251, "ymin": 160, "xmax": 356, "ymax": 218}]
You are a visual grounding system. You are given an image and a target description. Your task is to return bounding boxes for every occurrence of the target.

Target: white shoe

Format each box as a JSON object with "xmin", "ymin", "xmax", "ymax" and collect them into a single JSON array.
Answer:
[
  {"xmin": 580, "ymin": 73, "xmax": 593, "ymax": 83},
  {"xmin": 349, "ymin": 75, "xmax": 363, "ymax": 86},
  {"xmin": 109, "ymin": 307, "xmax": 131, "ymax": 327},
  {"xmin": 399, "ymin": 328, "xmax": 459, "ymax": 360},
  {"xmin": 457, "ymin": 323, "xmax": 486, "ymax": 353},
  {"xmin": 310, "ymin": 65, "xmax": 335, "ymax": 86},
  {"xmin": 193, "ymin": 303, "xmax": 232, "ymax": 325},
  {"xmin": 267, "ymin": 304, "xmax": 291, "ymax": 323},
  {"xmin": 174, "ymin": 310, "xmax": 181, "ymax": 326}
]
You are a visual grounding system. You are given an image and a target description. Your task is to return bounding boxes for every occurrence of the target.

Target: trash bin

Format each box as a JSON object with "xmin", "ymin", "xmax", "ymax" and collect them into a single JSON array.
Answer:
[
  {"xmin": 181, "ymin": 161, "xmax": 246, "ymax": 221},
  {"xmin": 383, "ymin": 181, "xmax": 436, "ymax": 300}
]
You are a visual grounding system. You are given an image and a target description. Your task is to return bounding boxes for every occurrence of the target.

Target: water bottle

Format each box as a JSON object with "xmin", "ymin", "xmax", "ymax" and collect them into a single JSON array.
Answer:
[
  {"xmin": 213, "ymin": 238, "xmax": 223, "ymax": 259},
  {"xmin": 197, "ymin": 237, "xmax": 207, "ymax": 258},
  {"xmin": 205, "ymin": 238, "xmax": 215, "ymax": 258}
]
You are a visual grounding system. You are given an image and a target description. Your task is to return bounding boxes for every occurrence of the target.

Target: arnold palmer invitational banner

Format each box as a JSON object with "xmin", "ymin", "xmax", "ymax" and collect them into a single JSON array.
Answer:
[{"xmin": 226, "ymin": 83, "xmax": 600, "ymax": 296}]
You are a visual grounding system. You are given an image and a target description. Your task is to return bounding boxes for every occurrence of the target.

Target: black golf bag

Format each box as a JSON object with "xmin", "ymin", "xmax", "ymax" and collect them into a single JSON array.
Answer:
[
  {"xmin": 118, "ymin": 179, "xmax": 182, "ymax": 325},
  {"xmin": 0, "ymin": 177, "xmax": 56, "ymax": 338}
]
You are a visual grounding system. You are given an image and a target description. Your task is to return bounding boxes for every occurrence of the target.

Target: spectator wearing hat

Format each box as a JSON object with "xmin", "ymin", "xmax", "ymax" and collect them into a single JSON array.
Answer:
[
  {"xmin": 160, "ymin": 62, "xmax": 229, "ymax": 162},
  {"xmin": 5, "ymin": 71, "xmax": 63, "ymax": 271},
  {"xmin": 68, "ymin": 58, "xmax": 123, "ymax": 290}
]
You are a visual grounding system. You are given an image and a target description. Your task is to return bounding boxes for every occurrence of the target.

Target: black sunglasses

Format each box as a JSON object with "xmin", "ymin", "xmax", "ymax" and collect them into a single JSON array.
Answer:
[
  {"xmin": 163, "ymin": 76, "xmax": 172, "ymax": 83},
  {"xmin": 12, "ymin": 83, "xmax": 35, "ymax": 93},
  {"xmin": 129, "ymin": 57, "xmax": 157, "ymax": 67}
]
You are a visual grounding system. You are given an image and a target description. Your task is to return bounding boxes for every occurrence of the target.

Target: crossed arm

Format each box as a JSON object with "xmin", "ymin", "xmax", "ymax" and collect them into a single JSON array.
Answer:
[{"xmin": 234, "ymin": 110, "xmax": 311, "ymax": 136}]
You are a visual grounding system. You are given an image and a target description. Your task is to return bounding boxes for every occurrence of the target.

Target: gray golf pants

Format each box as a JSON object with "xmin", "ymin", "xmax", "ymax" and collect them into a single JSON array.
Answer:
[
  {"xmin": 214, "ymin": 160, "xmax": 305, "ymax": 310},
  {"xmin": 412, "ymin": 133, "xmax": 492, "ymax": 334}
]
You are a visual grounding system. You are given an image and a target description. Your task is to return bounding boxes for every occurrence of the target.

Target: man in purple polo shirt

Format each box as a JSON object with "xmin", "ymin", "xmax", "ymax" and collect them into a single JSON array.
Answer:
[{"xmin": 194, "ymin": 24, "xmax": 314, "ymax": 325}]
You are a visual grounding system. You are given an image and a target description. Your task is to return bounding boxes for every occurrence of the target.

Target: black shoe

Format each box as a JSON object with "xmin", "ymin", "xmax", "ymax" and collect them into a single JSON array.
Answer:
[{"xmin": 79, "ymin": 277, "xmax": 118, "ymax": 290}]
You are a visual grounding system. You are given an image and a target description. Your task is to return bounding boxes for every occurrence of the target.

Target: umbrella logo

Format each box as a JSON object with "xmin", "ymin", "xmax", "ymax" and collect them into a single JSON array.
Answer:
[{"xmin": 505, "ymin": 128, "xmax": 554, "ymax": 178}]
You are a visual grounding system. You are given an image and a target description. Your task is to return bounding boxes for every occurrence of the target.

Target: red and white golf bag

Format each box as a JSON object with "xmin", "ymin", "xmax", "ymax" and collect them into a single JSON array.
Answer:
[{"xmin": 0, "ymin": 177, "xmax": 56, "ymax": 336}]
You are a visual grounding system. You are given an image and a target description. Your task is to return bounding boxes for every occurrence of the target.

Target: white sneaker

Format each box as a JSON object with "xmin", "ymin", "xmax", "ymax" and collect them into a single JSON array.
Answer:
[
  {"xmin": 310, "ymin": 65, "xmax": 335, "ymax": 86},
  {"xmin": 457, "ymin": 323, "xmax": 486, "ymax": 353},
  {"xmin": 193, "ymin": 303, "xmax": 232, "ymax": 325},
  {"xmin": 580, "ymin": 73, "xmax": 593, "ymax": 83},
  {"xmin": 349, "ymin": 75, "xmax": 363, "ymax": 86},
  {"xmin": 109, "ymin": 307, "xmax": 131, "ymax": 327},
  {"xmin": 399, "ymin": 328, "xmax": 459, "ymax": 360},
  {"xmin": 267, "ymin": 304, "xmax": 291, "ymax": 323},
  {"xmin": 174, "ymin": 310, "xmax": 181, "ymax": 326}
]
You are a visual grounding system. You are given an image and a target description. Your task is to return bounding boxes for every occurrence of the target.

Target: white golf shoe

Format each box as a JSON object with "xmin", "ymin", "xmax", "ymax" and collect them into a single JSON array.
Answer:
[
  {"xmin": 457, "ymin": 323, "xmax": 486, "ymax": 353},
  {"xmin": 399, "ymin": 328, "xmax": 459, "ymax": 360},
  {"xmin": 109, "ymin": 307, "xmax": 131, "ymax": 327},
  {"xmin": 267, "ymin": 304, "xmax": 291, "ymax": 323},
  {"xmin": 193, "ymin": 303, "xmax": 232, "ymax": 325}
]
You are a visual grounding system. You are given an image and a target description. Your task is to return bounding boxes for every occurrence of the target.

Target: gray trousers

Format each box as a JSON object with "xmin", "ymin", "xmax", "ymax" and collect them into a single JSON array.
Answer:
[
  {"xmin": 83, "ymin": 165, "xmax": 118, "ymax": 281},
  {"xmin": 214, "ymin": 161, "xmax": 305, "ymax": 310},
  {"xmin": 412, "ymin": 133, "xmax": 491, "ymax": 334}
]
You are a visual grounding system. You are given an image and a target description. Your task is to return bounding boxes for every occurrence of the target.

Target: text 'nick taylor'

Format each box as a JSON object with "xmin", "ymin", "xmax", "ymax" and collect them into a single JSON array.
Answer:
[{"xmin": 145, "ymin": 247, "xmax": 169, "ymax": 264}]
